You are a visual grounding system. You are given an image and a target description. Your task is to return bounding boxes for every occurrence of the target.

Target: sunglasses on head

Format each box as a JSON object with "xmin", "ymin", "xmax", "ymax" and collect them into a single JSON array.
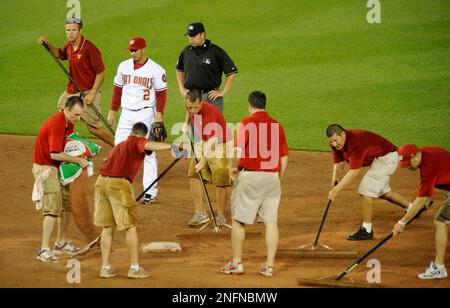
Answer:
[{"xmin": 65, "ymin": 17, "xmax": 82, "ymax": 25}]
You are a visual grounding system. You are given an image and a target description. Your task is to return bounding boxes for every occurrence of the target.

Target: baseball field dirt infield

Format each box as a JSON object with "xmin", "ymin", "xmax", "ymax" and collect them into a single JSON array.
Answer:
[{"xmin": 0, "ymin": 135, "xmax": 448, "ymax": 288}]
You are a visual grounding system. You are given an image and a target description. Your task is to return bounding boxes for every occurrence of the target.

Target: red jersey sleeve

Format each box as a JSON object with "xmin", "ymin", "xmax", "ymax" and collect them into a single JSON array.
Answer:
[
  {"xmin": 87, "ymin": 44, "xmax": 105, "ymax": 74},
  {"xmin": 110, "ymin": 85, "xmax": 122, "ymax": 111},
  {"xmin": 155, "ymin": 89, "xmax": 167, "ymax": 114},
  {"xmin": 279, "ymin": 125, "xmax": 289, "ymax": 157},
  {"xmin": 136, "ymin": 137, "xmax": 151, "ymax": 155},
  {"xmin": 48, "ymin": 121, "xmax": 67, "ymax": 153},
  {"xmin": 418, "ymin": 175, "xmax": 437, "ymax": 197},
  {"xmin": 58, "ymin": 45, "xmax": 68, "ymax": 60}
]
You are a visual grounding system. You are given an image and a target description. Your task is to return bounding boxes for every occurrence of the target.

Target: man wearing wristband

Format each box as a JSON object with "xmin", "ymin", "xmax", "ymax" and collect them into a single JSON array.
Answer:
[{"xmin": 393, "ymin": 144, "xmax": 450, "ymax": 280}]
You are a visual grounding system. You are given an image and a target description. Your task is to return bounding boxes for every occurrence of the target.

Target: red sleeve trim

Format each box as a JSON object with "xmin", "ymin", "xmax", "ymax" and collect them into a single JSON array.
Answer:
[
  {"xmin": 110, "ymin": 85, "xmax": 122, "ymax": 111},
  {"xmin": 155, "ymin": 89, "xmax": 167, "ymax": 114}
]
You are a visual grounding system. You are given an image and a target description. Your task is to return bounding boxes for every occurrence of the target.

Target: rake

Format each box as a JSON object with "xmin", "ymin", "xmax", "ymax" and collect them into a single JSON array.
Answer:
[
  {"xmin": 297, "ymin": 201, "xmax": 433, "ymax": 287},
  {"xmin": 277, "ymin": 199, "xmax": 358, "ymax": 259},
  {"xmin": 175, "ymin": 125, "xmax": 261, "ymax": 238}
]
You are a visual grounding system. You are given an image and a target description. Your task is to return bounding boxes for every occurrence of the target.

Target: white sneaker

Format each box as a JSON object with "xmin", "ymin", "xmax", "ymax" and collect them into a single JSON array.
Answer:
[
  {"xmin": 53, "ymin": 241, "xmax": 81, "ymax": 256},
  {"xmin": 418, "ymin": 262, "xmax": 448, "ymax": 280},
  {"xmin": 37, "ymin": 248, "xmax": 59, "ymax": 263},
  {"xmin": 188, "ymin": 212, "xmax": 210, "ymax": 226}
]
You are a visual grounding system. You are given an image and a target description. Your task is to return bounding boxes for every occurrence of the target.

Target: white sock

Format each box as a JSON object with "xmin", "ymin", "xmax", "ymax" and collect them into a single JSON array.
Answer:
[
  {"xmin": 362, "ymin": 223, "xmax": 372, "ymax": 233},
  {"xmin": 102, "ymin": 265, "xmax": 111, "ymax": 270},
  {"xmin": 130, "ymin": 264, "xmax": 140, "ymax": 271},
  {"xmin": 434, "ymin": 262, "xmax": 445, "ymax": 269}
]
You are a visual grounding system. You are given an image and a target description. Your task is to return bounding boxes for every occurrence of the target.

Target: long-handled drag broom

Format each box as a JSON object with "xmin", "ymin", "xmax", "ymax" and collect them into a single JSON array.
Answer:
[
  {"xmin": 135, "ymin": 155, "xmax": 183, "ymax": 202},
  {"xmin": 277, "ymin": 187, "xmax": 358, "ymax": 259},
  {"xmin": 297, "ymin": 201, "xmax": 433, "ymax": 288},
  {"xmin": 175, "ymin": 126, "xmax": 261, "ymax": 239},
  {"xmin": 41, "ymin": 42, "xmax": 116, "ymax": 137}
]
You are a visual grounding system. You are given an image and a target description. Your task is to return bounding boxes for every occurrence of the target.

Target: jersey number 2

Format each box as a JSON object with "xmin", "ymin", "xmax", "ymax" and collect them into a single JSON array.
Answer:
[{"xmin": 143, "ymin": 89, "xmax": 150, "ymax": 101}]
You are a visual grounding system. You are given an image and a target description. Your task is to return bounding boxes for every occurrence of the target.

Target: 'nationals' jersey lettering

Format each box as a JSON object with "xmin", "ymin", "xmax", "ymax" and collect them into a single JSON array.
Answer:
[{"xmin": 121, "ymin": 74, "xmax": 153, "ymax": 89}]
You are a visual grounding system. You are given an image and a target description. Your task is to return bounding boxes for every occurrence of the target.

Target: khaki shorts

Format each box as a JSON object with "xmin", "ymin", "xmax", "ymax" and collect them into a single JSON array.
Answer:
[
  {"xmin": 231, "ymin": 171, "xmax": 281, "ymax": 224},
  {"xmin": 435, "ymin": 194, "xmax": 450, "ymax": 224},
  {"xmin": 187, "ymin": 142, "xmax": 231, "ymax": 187},
  {"xmin": 94, "ymin": 176, "xmax": 137, "ymax": 231},
  {"xmin": 358, "ymin": 151, "xmax": 399, "ymax": 198},
  {"xmin": 32, "ymin": 164, "xmax": 70, "ymax": 217},
  {"xmin": 57, "ymin": 91, "xmax": 102, "ymax": 128}
]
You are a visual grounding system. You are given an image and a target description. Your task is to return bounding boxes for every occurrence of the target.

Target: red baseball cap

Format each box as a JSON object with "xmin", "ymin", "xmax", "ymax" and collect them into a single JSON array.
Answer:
[
  {"xmin": 398, "ymin": 144, "xmax": 419, "ymax": 168},
  {"xmin": 126, "ymin": 37, "xmax": 146, "ymax": 50}
]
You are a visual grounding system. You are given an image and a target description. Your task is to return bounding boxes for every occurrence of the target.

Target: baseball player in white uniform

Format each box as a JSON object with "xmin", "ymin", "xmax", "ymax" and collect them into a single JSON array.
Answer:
[{"xmin": 108, "ymin": 37, "xmax": 168, "ymax": 204}]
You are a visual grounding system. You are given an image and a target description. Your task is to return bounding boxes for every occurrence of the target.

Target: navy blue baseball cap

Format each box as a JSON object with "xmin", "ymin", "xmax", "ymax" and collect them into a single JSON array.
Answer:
[{"xmin": 185, "ymin": 22, "xmax": 205, "ymax": 36}]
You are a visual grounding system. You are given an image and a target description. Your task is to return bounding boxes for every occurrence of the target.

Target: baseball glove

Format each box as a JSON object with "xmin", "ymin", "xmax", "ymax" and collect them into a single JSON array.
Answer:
[{"xmin": 150, "ymin": 122, "xmax": 167, "ymax": 142}]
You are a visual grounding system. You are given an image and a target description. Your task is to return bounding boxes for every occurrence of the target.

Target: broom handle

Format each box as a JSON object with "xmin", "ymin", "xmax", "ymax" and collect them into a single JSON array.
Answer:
[
  {"xmin": 335, "ymin": 200, "xmax": 432, "ymax": 281},
  {"xmin": 42, "ymin": 42, "xmax": 116, "ymax": 137},
  {"xmin": 312, "ymin": 199, "xmax": 333, "ymax": 249},
  {"xmin": 312, "ymin": 181, "xmax": 338, "ymax": 249},
  {"xmin": 336, "ymin": 233, "xmax": 393, "ymax": 281},
  {"xmin": 135, "ymin": 157, "xmax": 182, "ymax": 201},
  {"xmin": 188, "ymin": 124, "xmax": 218, "ymax": 228}
]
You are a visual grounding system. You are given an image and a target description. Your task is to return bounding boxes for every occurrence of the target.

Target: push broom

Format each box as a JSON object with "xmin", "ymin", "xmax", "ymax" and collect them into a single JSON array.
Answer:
[
  {"xmin": 277, "ymin": 181, "xmax": 358, "ymax": 259},
  {"xmin": 297, "ymin": 201, "xmax": 433, "ymax": 288}
]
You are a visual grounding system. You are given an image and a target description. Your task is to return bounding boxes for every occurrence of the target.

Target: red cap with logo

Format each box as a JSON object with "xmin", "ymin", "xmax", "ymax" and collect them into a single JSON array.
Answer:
[
  {"xmin": 126, "ymin": 37, "xmax": 146, "ymax": 50},
  {"xmin": 398, "ymin": 144, "xmax": 419, "ymax": 168}
]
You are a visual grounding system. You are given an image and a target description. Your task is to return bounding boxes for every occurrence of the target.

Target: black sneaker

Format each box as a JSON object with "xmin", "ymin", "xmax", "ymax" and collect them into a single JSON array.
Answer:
[
  {"xmin": 347, "ymin": 227, "xmax": 373, "ymax": 241},
  {"xmin": 142, "ymin": 194, "xmax": 156, "ymax": 205}
]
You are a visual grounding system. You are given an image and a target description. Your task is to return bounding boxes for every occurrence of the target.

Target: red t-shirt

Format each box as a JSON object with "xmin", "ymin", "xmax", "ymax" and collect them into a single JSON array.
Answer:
[
  {"xmin": 100, "ymin": 135, "xmax": 150, "ymax": 183},
  {"xmin": 235, "ymin": 111, "xmax": 289, "ymax": 172},
  {"xmin": 189, "ymin": 102, "xmax": 232, "ymax": 143},
  {"xmin": 33, "ymin": 111, "xmax": 74, "ymax": 168},
  {"xmin": 417, "ymin": 147, "xmax": 450, "ymax": 197},
  {"xmin": 59, "ymin": 36, "xmax": 105, "ymax": 94},
  {"xmin": 331, "ymin": 129, "xmax": 397, "ymax": 169}
]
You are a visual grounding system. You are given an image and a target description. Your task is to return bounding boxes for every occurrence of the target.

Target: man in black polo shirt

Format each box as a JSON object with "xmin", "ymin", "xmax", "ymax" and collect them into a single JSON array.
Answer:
[{"xmin": 176, "ymin": 22, "xmax": 238, "ymax": 113}]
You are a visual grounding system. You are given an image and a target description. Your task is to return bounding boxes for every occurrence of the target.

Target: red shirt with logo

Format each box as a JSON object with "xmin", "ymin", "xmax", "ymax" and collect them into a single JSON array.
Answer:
[
  {"xmin": 59, "ymin": 36, "xmax": 105, "ymax": 94},
  {"xmin": 331, "ymin": 129, "xmax": 397, "ymax": 169},
  {"xmin": 235, "ymin": 111, "xmax": 289, "ymax": 172},
  {"xmin": 100, "ymin": 136, "xmax": 150, "ymax": 183},
  {"xmin": 189, "ymin": 102, "xmax": 232, "ymax": 143},
  {"xmin": 417, "ymin": 147, "xmax": 450, "ymax": 197},
  {"xmin": 33, "ymin": 111, "xmax": 74, "ymax": 168}
]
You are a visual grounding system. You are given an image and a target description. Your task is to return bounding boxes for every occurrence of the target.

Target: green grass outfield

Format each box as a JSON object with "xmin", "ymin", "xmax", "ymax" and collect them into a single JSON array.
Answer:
[{"xmin": 0, "ymin": 0, "xmax": 449, "ymax": 151}]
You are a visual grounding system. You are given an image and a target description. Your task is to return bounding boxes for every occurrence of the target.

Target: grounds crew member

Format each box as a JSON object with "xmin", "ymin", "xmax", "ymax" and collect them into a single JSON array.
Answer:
[
  {"xmin": 33, "ymin": 96, "xmax": 88, "ymax": 262},
  {"xmin": 176, "ymin": 22, "xmax": 238, "ymax": 113},
  {"xmin": 326, "ymin": 124, "xmax": 412, "ymax": 241},
  {"xmin": 393, "ymin": 144, "xmax": 450, "ymax": 280},
  {"xmin": 182, "ymin": 89, "xmax": 232, "ymax": 226},
  {"xmin": 94, "ymin": 122, "xmax": 179, "ymax": 279},
  {"xmin": 37, "ymin": 18, "xmax": 114, "ymax": 147},
  {"xmin": 221, "ymin": 91, "xmax": 288, "ymax": 277}
]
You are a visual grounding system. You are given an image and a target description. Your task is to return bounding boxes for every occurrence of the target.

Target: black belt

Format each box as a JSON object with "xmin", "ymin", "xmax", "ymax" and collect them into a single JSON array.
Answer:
[
  {"xmin": 200, "ymin": 88, "xmax": 218, "ymax": 94},
  {"xmin": 239, "ymin": 167, "xmax": 259, "ymax": 172},
  {"xmin": 129, "ymin": 106, "xmax": 151, "ymax": 112}
]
